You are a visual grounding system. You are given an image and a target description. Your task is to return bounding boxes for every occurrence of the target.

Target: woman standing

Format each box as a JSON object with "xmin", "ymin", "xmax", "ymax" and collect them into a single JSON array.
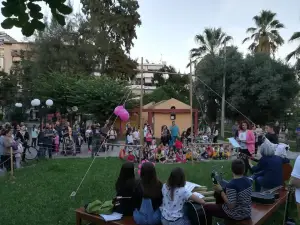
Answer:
[
  {"xmin": 85, "ymin": 126, "xmax": 93, "ymax": 152},
  {"xmin": 107, "ymin": 126, "xmax": 117, "ymax": 151},
  {"xmin": 161, "ymin": 125, "xmax": 169, "ymax": 146},
  {"xmin": 237, "ymin": 121, "xmax": 255, "ymax": 175}
]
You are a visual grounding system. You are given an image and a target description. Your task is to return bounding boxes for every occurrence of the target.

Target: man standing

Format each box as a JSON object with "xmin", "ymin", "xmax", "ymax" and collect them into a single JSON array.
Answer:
[
  {"xmin": 43, "ymin": 123, "xmax": 55, "ymax": 159},
  {"xmin": 265, "ymin": 123, "xmax": 278, "ymax": 144},
  {"xmin": 169, "ymin": 121, "xmax": 180, "ymax": 146},
  {"xmin": 290, "ymin": 155, "xmax": 300, "ymax": 218}
]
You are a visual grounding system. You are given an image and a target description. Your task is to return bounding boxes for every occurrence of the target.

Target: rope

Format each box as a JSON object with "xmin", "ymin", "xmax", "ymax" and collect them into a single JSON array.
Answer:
[
  {"xmin": 195, "ymin": 76, "xmax": 254, "ymax": 124},
  {"xmin": 70, "ymin": 88, "xmax": 132, "ymax": 197},
  {"xmin": 0, "ymin": 156, "xmax": 11, "ymax": 166}
]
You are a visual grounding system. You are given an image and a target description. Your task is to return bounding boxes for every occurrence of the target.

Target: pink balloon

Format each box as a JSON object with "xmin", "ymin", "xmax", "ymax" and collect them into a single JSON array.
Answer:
[
  {"xmin": 119, "ymin": 109, "xmax": 129, "ymax": 121},
  {"xmin": 138, "ymin": 164, "xmax": 142, "ymax": 169},
  {"xmin": 114, "ymin": 105, "xmax": 124, "ymax": 116},
  {"xmin": 138, "ymin": 169, "xmax": 141, "ymax": 175}
]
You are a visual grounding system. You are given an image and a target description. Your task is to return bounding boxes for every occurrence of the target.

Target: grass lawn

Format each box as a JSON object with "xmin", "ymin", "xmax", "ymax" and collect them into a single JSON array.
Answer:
[{"xmin": 0, "ymin": 158, "xmax": 299, "ymax": 225}]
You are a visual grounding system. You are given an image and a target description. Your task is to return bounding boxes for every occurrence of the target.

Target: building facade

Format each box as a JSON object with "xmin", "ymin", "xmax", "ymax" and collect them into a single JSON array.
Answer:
[{"xmin": 0, "ymin": 32, "xmax": 32, "ymax": 73}]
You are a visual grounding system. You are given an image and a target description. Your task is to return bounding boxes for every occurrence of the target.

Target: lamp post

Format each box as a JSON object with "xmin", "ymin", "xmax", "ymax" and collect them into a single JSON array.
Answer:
[
  {"xmin": 31, "ymin": 99, "xmax": 53, "ymax": 128},
  {"xmin": 286, "ymin": 112, "xmax": 293, "ymax": 128}
]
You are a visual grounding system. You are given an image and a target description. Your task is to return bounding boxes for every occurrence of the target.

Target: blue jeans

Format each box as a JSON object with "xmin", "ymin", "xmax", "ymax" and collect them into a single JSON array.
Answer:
[
  {"xmin": 133, "ymin": 198, "xmax": 161, "ymax": 225},
  {"xmin": 254, "ymin": 175, "xmax": 264, "ymax": 192}
]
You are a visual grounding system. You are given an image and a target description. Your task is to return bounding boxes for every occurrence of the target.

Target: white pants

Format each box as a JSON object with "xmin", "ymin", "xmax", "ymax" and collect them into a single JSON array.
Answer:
[{"xmin": 15, "ymin": 157, "xmax": 21, "ymax": 169}]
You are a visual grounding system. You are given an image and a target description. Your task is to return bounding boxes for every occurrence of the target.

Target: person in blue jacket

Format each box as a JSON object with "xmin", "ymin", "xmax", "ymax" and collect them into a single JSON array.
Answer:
[{"xmin": 249, "ymin": 139, "xmax": 289, "ymax": 192}]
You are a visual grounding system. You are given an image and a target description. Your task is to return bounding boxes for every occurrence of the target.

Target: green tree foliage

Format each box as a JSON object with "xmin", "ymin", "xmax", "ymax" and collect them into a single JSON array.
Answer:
[
  {"xmin": 1, "ymin": 0, "xmax": 72, "ymax": 36},
  {"xmin": 242, "ymin": 10, "xmax": 285, "ymax": 55},
  {"xmin": 0, "ymin": 71, "xmax": 18, "ymax": 108},
  {"xmin": 31, "ymin": 72, "xmax": 131, "ymax": 121},
  {"xmin": 144, "ymin": 66, "xmax": 190, "ymax": 105},
  {"xmin": 286, "ymin": 31, "xmax": 300, "ymax": 61},
  {"xmin": 195, "ymin": 47, "xmax": 299, "ymax": 124},
  {"xmin": 32, "ymin": 15, "xmax": 95, "ymax": 76},
  {"xmin": 188, "ymin": 27, "xmax": 232, "ymax": 67},
  {"xmin": 80, "ymin": 0, "xmax": 141, "ymax": 79}
]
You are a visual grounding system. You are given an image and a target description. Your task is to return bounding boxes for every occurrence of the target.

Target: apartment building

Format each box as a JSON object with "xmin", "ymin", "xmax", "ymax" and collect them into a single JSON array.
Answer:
[
  {"xmin": 131, "ymin": 61, "xmax": 168, "ymax": 97},
  {"xmin": 0, "ymin": 32, "xmax": 32, "ymax": 73}
]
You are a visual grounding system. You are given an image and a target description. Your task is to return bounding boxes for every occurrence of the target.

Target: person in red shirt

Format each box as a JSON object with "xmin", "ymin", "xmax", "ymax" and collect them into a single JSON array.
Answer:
[
  {"xmin": 174, "ymin": 137, "xmax": 183, "ymax": 151},
  {"xmin": 127, "ymin": 150, "xmax": 135, "ymax": 162}
]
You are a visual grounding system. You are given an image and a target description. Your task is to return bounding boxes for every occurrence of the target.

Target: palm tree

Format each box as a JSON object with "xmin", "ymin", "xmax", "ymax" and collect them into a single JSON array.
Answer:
[
  {"xmin": 286, "ymin": 32, "xmax": 300, "ymax": 61},
  {"xmin": 187, "ymin": 27, "xmax": 232, "ymax": 67},
  {"xmin": 242, "ymin": 10, "xmax": 285, "ymax": 55}
]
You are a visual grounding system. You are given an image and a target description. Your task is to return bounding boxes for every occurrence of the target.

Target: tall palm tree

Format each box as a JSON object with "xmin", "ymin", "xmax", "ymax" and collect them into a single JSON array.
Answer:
[
  {"xmin": 242, "ymin": 10, "xmax": 285, "ymax": 55},
  {"xmin": 187, "ymin": 27, "xmax": 232, "ymax": 67},
  {"xmin": 286, "ymin": 32, "xmax": 300, "ymax": 61}
]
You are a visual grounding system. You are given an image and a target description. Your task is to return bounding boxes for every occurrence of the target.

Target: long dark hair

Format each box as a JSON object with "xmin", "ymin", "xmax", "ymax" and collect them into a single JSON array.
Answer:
[
  {"xmin": 140, "ymin": 162, "xmax": 161, "ymax": 198},
  {"xmin": 167, "ymin": 167, "xmax": 186, "ymax": 200},
  {"xmin": 115, "ymin": 162, "xmax": 135, "ymax": 192}
]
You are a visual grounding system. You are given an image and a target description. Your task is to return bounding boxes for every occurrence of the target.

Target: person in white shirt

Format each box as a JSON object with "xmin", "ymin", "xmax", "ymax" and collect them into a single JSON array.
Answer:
[
  {"xmin": 290, "ymin": 155, "xmax": 300, "ymax": 217},
  {"xmin": 126, "ymin": 130, "xmax": 134, "ymax": 146},
  {"xmin": 132, "ymin": 127, "xmax": 140, "ymax": 145},
  {"xmin": 161, "ymin": 167, "xmax": 205, "ymax": 225}
]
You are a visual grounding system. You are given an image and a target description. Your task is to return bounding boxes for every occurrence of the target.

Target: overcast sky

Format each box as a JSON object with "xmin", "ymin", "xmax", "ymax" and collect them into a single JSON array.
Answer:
[{"xmin": 2, "ymin": 0, "xmax": 300, "ymax": 72}]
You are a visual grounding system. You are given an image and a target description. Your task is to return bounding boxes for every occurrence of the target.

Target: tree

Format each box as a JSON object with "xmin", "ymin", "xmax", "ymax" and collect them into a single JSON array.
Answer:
[
  {"xmin": 31, "ymin": 72, "xmax": 131, "ymax": 122},
  {"xmin": 286, "ymin": 31, "xmax": 300, "ymax": 61},
  {"xmin": 80, "ymin": 0, "xmax": 141, "ymax": 79},
  {"xmin": 1, "ymin": 0, "xmax": 72, "ymax": 36},
  {"xmin": 242, "ymin": 10, "xmax": 285, "ymax": 55},
  {"xmin": 0, "ymin": 71, "xmax": 18, "ymax": 108},
  {"xmin": 32, "ymin": 14, "xmax": 96, "ymax": 76},
  {"xmin": 188, "ymin": 27, "xmax": 232, "ymax": 67},
  {"xmin": 195, "ymin": 47, "xmax": 299, "ymax": 124},
  {"xmin": 152, "ymin": 65, "xmax": 176, "ymax": 86}
]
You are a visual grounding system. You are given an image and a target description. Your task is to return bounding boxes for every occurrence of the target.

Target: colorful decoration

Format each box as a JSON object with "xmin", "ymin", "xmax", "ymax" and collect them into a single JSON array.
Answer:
[
  {"xmin": 114, "ymin": 105, "xmax": 124, "ymax": 116},
  {"xmin": 119, "ymin": 109, "xmax": 129, "ymax": 121},
  {"xmin": 138, "ymin": 160, "xmax": 155, "ymax": 175}
]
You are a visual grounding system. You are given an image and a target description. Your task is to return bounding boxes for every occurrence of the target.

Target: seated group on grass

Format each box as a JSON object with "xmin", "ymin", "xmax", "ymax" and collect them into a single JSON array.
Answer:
[
  {"xmin": 114, "ymin": 159, "xmax": 251, "ymax": 225},
  {"xmin": 122, "ymin": 137, "xmax": 232, "ymax": 164}
]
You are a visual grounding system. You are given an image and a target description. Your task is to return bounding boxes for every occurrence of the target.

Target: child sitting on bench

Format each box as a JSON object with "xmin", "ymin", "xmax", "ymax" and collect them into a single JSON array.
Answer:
[{"xmin": 203, "ymin": 159, "xmax": 252, "ymax": 225}]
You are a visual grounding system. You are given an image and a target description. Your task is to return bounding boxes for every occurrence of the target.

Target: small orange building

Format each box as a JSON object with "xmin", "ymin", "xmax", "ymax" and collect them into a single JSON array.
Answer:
[{"xmin": 118, "ymin": 98, "xmax": 198, "ymax": 137}]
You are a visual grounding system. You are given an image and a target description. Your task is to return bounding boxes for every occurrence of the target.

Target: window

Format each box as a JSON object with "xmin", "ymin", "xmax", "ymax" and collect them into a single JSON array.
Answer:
[{"xmin": 0, "ymin": 48, "xmax": 4, "ymax": 57}]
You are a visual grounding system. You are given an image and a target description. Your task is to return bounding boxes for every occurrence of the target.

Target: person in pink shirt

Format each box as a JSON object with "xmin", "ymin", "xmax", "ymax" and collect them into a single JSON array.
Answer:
[
  {"xmin": 237, "ymin": 121, "xmax": 255, "ymax": 174},
  {"xmin": 176, "ymin": 149, "xmax": 186, "ymax": 163}
]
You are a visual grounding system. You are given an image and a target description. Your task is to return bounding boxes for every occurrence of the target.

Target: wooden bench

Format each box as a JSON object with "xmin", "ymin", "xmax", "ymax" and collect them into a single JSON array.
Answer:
[{"xmin": 75, "ymin": 189, "xmax": 288, "ymax": 225}]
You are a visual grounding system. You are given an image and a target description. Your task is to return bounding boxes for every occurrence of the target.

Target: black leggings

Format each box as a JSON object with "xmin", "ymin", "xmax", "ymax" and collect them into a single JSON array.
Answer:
[{"xmin": 239, "ymin": 148, "xmax": 251, "ymax": 175}]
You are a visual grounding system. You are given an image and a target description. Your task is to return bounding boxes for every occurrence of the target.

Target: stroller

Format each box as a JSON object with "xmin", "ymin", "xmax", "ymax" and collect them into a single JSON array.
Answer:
[{"xmin": 61, "ymin": 135, "xmax": 76, "ymax": 156}]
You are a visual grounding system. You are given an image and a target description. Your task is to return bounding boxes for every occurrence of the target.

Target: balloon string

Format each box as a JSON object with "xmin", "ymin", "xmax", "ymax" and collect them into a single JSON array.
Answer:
[{"xmin": 70, "ymin": 88, "xmax": 132, "ymax": 197}]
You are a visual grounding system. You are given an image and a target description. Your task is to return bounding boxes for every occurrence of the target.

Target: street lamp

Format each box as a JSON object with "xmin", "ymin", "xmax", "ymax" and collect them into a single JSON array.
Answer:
[
  {"xmin": 15, "ymin": 103, "xmax": 22, "ymax": 108},
  {"xmin": 31, "ymin": 99, "xmax": 53, "ymax": 127},
  {"xmin": 286, "ymin": 111, "xmax": 294, "ymax": 127}
]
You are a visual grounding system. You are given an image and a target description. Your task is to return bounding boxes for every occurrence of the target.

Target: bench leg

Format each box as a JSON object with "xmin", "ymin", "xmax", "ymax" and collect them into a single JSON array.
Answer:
[{"xmin": 76, "ymin": 213, "xmax": 82, "ymax": 225}]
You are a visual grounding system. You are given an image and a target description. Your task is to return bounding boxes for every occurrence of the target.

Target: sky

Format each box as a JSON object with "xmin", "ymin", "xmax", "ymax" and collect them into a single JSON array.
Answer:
[{"xmin": 2, "ymin": 0, "xmax": 300, "ymax": 72}]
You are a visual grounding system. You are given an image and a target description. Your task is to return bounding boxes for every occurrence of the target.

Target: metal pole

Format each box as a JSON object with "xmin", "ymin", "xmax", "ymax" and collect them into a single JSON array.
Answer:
[
  {"xmin": 189, "ymin": 59, "xmax": 194, "ymax": 164},
  {"xmin": 221, "ymin": 42, "xmax": 226, "ymax": 138},
  {"xmin": 139, "ymin": 57, "xmax": 144, "ymax": 163},
  {"xmin": 10, "ymin": 147, "xmax": 14, "ymax": 179}
]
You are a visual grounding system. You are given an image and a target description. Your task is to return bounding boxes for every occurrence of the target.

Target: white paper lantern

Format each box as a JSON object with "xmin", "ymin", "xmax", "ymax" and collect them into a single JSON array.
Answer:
[
  {"xmin": 15, "ymin": 103, "xmax": 22, "ymax": 107},
  {"xmin": 31, "ymin": 99, "xmax": 41, "ymax": 107},
  {"xmin": 46, "ymin": 99, "xmax": 53, "ymax": 106}
]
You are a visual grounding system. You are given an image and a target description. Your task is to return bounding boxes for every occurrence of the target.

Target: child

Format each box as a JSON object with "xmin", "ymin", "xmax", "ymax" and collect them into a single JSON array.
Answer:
[
  {"xmin": 156, "ymin": 148, "xmax": 166, "ymax": 163},
  {"xmin": 203, "ymin": 159, "xmax": 252, "ymax": 225},
  {"xmin": 174, "ymin": 137, "xmax": 183, "ymax": 152},
  {"xmin": 145, "ymin": 130, "xmax": 153, "ymax": 147},
  {"xmin": 166, "ymin": 149, "xmax": 176, "ymax": 163},
  {"xmin": 161, "ymin": 167, "xmax": 205, "ymax": 224},
  {"xmin": 75, "ymin": 133, "xmax": 84, "ymax": 154},
  {"xmin": 15, "ymin": 140, "xmax": 23, "ymax": 169},
  {"xmin": 219, "ymin": 144, "xmax": 224, "ymax": 159},
  {"xmin": 126, "ymin": 130, "xmax": 134, "ymax": 148},
  {"xmin": 150, "ymin": 139, "xmax": 157, "ymax": 152},
  {"xmin": 127, "ymin": 149, "xmax": 135, "ymax": 162},
  {"xmin": 54, "ymin": 133, "xmax": 60, "ymax": 154},
  {"xmin": 175, "ymin": 149, "xmax": 186, "ymax": 163}
]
